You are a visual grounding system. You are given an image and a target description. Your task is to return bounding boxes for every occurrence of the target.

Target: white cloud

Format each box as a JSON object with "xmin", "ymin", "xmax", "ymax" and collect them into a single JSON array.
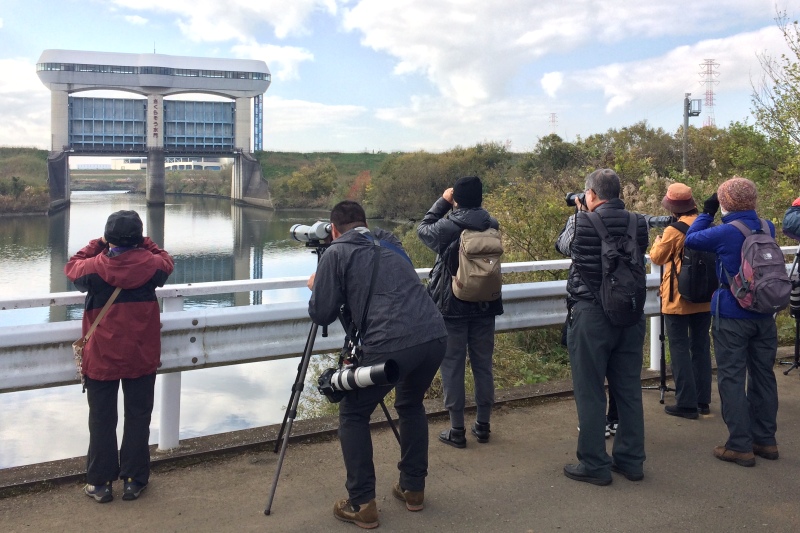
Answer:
[
  {"xmin": 264, "ymin": 96, "xmax": 365, "ymax": 133},
  {"xmin": 0, "ymin": 17, "xmax": 4, "ymax": 28},
  {"xmin": 0, "ymin": 59, "xmax": 51, "ymax": 149},
  {"xmin": 341, "ymin": 0, "xmax": 777, "ymax": 107},
  {"xmin": 541, "ymin": 72, "xmax": 563, "ymax": 98},
  {"xmin": 124, "ymin": 15, "xmax": 148, "ymax": 26},
  {"xmin": 561, "ymin": 26, "xmax": 789, "ymax": 115},
  {"xmin": 231, "ymin": 42, "xmax": 314, "ymax": 81},
  {"xmin": 110, "ymin": 0, "xmax": 338, "ymax": 41}
]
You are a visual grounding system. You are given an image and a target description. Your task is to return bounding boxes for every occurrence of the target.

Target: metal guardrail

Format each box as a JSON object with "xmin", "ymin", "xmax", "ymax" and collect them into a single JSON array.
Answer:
[{"xmin": 1, "ymin": 249, "xmax": 796, "ymax": 449}]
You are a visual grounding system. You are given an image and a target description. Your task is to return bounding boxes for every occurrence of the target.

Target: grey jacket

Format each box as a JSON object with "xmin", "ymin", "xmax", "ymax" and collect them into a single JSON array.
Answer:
[{"xmin": 308, "ymin": 226, "xmax": 447, "ymax": 357}]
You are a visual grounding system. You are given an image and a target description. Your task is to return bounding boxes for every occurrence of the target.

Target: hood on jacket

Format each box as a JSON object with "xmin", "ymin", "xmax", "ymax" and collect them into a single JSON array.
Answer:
[{"xmin": 94, "ymin": 248, "xmax": 165, "ymax": 290}]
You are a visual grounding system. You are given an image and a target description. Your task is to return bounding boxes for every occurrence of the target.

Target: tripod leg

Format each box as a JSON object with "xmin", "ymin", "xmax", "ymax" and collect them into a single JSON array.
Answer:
[
  {"xmin": 265, "ymin": 323, "xmax": 318, "ymax": 516},
  {"xmin": 273, "ymin": 323, "xmax": 318, "ymax": 452},
  {"xmin": 379, "ymin": 400, "xmax": 401, "ymax": 444}
]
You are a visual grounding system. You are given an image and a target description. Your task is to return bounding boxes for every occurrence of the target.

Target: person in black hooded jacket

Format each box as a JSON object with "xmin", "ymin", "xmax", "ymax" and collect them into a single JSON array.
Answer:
[{"xmin": 417, "ymin": 176, "xmax": 503, "ymax": 449}]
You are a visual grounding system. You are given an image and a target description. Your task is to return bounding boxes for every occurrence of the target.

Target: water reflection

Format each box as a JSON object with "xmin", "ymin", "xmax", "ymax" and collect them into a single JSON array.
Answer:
[{"xmin": 0, "ymin": 193, "xmax": 395, "ymax": 468}]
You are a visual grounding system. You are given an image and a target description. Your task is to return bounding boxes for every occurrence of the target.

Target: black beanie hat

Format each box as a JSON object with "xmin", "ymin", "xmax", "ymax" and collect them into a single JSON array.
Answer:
[
  {"xmin": 104, "ymin": 210, "xmax": 144, "ymax": 247},
  {"xmin": 453, "ymin": 176, "xmax": 483, "ymax": 208}
]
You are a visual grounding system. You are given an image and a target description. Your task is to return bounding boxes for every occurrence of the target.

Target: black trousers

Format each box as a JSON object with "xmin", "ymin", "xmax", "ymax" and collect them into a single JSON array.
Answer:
[
  {"xmin": 84, "ymin": 373, "xmax": 156, "ymax": 486},
  {"xmin": 338, "ymin": 337, "xmax": 446, "ymax": 506}
]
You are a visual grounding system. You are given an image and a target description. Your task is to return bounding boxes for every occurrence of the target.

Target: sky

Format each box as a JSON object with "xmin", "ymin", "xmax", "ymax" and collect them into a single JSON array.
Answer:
[{"xmin": 0, "ymin": 0, "xmax": 795, "ymax": 155}]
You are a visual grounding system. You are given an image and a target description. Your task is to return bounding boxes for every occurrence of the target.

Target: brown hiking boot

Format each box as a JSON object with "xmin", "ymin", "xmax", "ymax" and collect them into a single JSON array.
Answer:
[
  {"xmin": 752, "ymin": 444, "xmax": 779, "ymax": 460},
  {"xmin": 392, "ymin": 481, "xmax": 424, "ymax": 511},
  {"xmin": 333, "ymin": 498, "xmax": 379, "ymax": 529},
  {"xmin": 713, "ymin": 446, "xmax": 755, "ymax": 467}
]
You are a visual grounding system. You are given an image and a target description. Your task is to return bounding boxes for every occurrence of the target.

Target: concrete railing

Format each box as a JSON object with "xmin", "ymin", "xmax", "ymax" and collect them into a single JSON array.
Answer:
[{"xmin": 2, "ymin": 250, "xmax": 796, "ymax": 450}]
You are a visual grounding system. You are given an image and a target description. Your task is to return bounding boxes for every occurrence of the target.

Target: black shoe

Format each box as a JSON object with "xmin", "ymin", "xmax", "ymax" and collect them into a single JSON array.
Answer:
[
  {"xmin": 471, "ymin": 421, "xmax": 491, "ymax": 443},
  {"xmin": 563, "ymin": 464, "xmax": 611, "ymax": 486},
  {"xmin": 610, "ymin": 463, "xmax": 644, "ymax": 481},
  {"xmin": 122, "ymin": 478, "xmax": 147, "ymax": 501},
  {"xmin": 664, "ymin": 404, "xmax": 699, "ymax": 419},
  {"xmin": 698, "ymin": 403, "xmax": 711, "ymax": 415},
  {"xmin": 439, "ymin": 427, "xmax": 466, "ymax": 448}
]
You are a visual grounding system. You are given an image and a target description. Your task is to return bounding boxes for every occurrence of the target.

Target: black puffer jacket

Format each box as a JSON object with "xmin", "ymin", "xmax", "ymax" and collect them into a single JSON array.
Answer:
[
  {"xmin": 417, "ymin": 197, "xmax": 504, "ymax": 318},
  {"xmin": 558, "ymin": 198, "xmax": 649, "ymax": 304}
]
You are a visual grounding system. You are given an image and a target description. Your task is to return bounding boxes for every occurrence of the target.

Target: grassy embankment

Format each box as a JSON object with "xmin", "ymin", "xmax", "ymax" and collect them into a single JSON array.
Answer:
[{"xmin": 0, "ymin": 148, "xmax": 49, "ymax": 214}]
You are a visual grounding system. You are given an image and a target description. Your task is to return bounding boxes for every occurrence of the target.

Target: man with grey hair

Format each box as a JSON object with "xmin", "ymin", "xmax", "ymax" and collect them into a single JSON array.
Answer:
[{"xmin": 555, "ymin": 169, "xmax": 649, "ymax": 485}]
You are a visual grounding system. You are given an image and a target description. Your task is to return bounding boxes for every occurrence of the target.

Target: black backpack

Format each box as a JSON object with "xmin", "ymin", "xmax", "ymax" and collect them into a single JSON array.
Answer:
[
  {"xmin": 582, "ymin": 211, "xmax": 647, "ymax": 327},
  {"xmin": 669, "ymin": 221, "xmax": 718, "ymax": 303}
]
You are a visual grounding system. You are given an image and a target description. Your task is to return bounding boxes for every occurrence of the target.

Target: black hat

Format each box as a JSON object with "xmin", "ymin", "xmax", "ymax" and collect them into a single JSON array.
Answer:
[
  {"xmin": 453, "ymin": 176, "xmax": 483, "ymax": 208},
  {"xmin": 104, "ymin": 210, "xmax": 144, "ymax": 247}
]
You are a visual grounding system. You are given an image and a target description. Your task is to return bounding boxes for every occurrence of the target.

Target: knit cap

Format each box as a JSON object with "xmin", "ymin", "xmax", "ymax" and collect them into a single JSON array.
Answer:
[
  {"xmin": 717, "ymin": 177, "xmax": 757, "ymax": 212},
  {"xmin": 453, "ymin": 176, "xmax": 483, "ymax": 208},
  {"xmin": 661, "ymin": 183, "xmax": 696, "ymax": 214}
]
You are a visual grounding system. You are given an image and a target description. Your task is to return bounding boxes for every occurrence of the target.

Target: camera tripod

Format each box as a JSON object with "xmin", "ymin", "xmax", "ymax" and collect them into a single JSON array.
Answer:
[
  {"xmin": 264, "ymin": 244, "xmax": 400, "ymax": 516},
  {"xmin": 780, "ymin": 246, "xmax": 800, "ymax": 375}
]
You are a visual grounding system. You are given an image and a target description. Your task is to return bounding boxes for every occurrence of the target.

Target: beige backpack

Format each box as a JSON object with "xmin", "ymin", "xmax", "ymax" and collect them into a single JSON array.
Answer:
[{"xmin": 451, "ymin": 228, "xmax": 504, "ymax": 302}]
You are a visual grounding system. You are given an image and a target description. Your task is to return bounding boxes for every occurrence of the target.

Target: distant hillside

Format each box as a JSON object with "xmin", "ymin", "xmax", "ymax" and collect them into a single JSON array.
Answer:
[{"xmin": 253, "ymin": 151, "xmax": 392, "ymax": 182}]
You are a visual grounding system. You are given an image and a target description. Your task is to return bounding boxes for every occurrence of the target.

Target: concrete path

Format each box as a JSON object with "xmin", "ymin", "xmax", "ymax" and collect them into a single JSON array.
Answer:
[{"xmin": 3, "ymin": 366, "xmax": 800, "ymax": 533}]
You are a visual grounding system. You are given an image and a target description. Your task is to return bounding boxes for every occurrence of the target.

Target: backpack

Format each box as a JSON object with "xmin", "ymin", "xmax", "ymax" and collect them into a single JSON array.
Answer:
[
  {"xmin": 582, "ymin": 211, "xmax": 647, "ymax": 327},
  {"xmin": 451, "ymin": 228, "xmax": 504, "ymax": 302},
  {"xmin": 669, "ymin": 221, "xmax": 718, "ymax": 303},
  {"xmin": 724, "ymin": 219, "xmax": 791, "ymax": 314}
]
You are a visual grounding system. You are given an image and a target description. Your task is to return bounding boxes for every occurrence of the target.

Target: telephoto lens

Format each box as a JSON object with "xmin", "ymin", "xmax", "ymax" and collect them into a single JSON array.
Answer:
[
  {"xmin": 790, "ymin": 281, "xmax": 800, "ymax": 318},
  {"xmin": 317, "ymin": 360, "xmax": 400, "ymax": 402}
]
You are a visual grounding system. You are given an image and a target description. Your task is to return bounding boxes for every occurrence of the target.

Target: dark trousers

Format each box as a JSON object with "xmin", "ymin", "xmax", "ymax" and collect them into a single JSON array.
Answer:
[
  {"xmin": 440, "ymin": 315, "xmax": 496, "ymax": 428},
  {"xmin": 665, "ymin": 312, "xmax": 712, "ymax": 408},
  {"xmin": 339, "ymin": 337, "xmax": 446, "ymax": 506},
  {"xmin": 85, "ymin": 373, "xmax": 156, "ymax": 486},
  {"xmin": 713, "ymin": 317, "xmax": 778, "ymax": 452},
  {"xmin": 567, "ymin": 300, "xmax": 646, "ymax": 477}
]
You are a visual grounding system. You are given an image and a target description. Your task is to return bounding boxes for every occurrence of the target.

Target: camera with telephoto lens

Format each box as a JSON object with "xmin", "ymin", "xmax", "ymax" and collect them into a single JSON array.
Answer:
[
  {"xmin": 790, "ymin": 279, "xmax": 800, "ymax": 318},
  {"xmin": 290, "ymin": 221, "xmax": 332, "ymax": 243},
  {"xmin": 317, "ymin": 359, "xmax": 400, "ymax": 403},
  {"xmin": 565, "ymin": 192, "xmax": 586, "ymax": 207}
]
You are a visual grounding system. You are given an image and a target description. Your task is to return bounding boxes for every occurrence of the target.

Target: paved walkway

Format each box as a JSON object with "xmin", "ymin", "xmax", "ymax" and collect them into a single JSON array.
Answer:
[{"xmin": 3, "ymin": 364, "xmax": 800, "ymax": 533}]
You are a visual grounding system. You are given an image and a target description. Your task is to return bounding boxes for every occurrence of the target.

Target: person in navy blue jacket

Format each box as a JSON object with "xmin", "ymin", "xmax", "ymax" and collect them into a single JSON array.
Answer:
[{"xmin": 685, "ymin": 177, "xmax": 779, "ymax": 467}]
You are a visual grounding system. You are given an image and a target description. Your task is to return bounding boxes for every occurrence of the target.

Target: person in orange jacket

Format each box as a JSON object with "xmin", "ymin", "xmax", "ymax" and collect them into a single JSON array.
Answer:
[{"xmin": 649, "ymin": 183, "xmax": 712, "ymax": 419}]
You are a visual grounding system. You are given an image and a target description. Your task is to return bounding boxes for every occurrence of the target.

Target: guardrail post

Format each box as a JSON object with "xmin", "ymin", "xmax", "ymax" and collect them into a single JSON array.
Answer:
[
  {"xmin": 158, "ymin": 296, "xmax": 183, "ymax": 451},
  {"xmin": 649, "ymin": 264, "xmax": 662, "ymax": 371}
]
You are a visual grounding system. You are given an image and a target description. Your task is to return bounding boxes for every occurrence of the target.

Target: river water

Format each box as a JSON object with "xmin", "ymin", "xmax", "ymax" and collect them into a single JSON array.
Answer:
[{"xmin": 0, "ymin": 192, "xmax": 397, "ymax": 469}]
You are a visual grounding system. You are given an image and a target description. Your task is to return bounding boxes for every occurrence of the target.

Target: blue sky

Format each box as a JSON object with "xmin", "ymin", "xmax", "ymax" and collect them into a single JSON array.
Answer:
[{"xmin": 0, "ymin": 0, "xmax": 794, "ymax": 154}]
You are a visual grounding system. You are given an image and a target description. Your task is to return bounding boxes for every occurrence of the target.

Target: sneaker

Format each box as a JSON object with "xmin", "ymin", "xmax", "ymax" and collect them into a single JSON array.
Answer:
[
  {"xmin": 713, "ymin": 445, "xmax": 755, "ymax": 467},
  {"xmin": 438, "ymin": 427, "xmax": 466, "ymax": 449},
  {"xmin": 698, "ymin": 403, "xmax": 711, "ymax": 415},
  {"xmin": 471, "ymin": 421, "xmax": 491, "ymax": 443},
  {"xmin": 604, "ymin": 424, "xmax": 611, "ymax": 439},
  {"xmin": 84, "ymin": 481, "xmax": 113, "ymax": 503},
  {"xmin": 333, "ymin": 498, "xmax": 379, "ymax": 529},
  {"xmin": 122, "ymin": 478, "xmax": 147, "ymax": 501},
  {"xmin": 607, "ymin": 422, "xmax": 618, "ymax": 436},
  {"xmin": 392, "ymin": 481, "xmax": 424, "ymax": 511},
  {"xmin": 665, "ymin": 404, "xmax": 699, "ymax": 420},
  {"xmin": 752, "ymin": 444, "xmax": 779, "ymax": 460}
]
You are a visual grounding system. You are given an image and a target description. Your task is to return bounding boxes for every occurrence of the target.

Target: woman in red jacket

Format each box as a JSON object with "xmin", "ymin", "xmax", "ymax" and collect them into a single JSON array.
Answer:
[{"xmin": 65, "ymin": 210, "xmax": 173, "ymax": 503}]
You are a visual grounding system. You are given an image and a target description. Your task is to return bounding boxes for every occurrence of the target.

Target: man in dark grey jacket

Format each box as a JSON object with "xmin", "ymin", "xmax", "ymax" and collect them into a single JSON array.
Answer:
[
  {"xmin": 308, "ymin": 201, "xmax": 447, "ymax": 529},
  {"xmin": 555, "ymin": 169, "xmax": 649, "ymax": 486},
  {"xmin": 417, "ymin": 176, "xmax": 503, "ymax": 448}
]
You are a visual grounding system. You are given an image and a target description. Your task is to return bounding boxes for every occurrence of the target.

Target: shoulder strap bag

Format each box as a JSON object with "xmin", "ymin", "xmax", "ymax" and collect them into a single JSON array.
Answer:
[{"xmin": 73, "ymin": 286, "xmax": 122, "ymax": 392}]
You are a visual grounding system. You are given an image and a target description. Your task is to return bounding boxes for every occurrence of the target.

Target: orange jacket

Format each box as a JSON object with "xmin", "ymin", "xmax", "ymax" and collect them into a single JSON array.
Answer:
[{"xmin": 648, "ymin": 214, "xmax": 712, "ymax": 315}]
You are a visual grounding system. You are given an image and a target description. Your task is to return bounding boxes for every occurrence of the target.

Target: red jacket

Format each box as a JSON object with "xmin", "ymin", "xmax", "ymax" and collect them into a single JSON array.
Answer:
[{"xmin": 64, "ymin": 237, "xmax": 174, "ymax": 380}]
